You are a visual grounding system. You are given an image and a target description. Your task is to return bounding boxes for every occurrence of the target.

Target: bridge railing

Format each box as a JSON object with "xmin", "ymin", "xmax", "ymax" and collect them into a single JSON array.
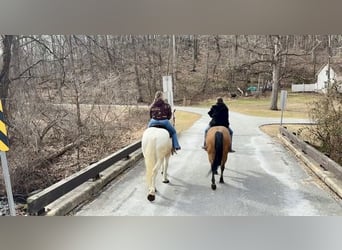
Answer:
[
  {"xmin": 27, "ymin": 140, "xmax": 141, "ymax": 215},
  {"xmin": 279, "ymin": 126, "xmax": 342, "ymax": 178}
]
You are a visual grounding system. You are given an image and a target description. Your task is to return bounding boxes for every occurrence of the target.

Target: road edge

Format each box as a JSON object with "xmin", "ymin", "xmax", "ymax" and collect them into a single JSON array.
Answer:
[{"xmin": 278, "ymin": 134, "xmax": 342, "ymax": 199}]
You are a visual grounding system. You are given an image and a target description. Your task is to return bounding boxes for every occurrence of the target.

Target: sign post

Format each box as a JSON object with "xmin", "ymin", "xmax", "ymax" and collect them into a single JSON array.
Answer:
[
  {"xmin": 162, "ymin": 76, "xmax": 175, "ymax": 125},
  {"xmin": 162, "ymin": 76, "xmax": 174, "ymax": 109},
  {"xmin": 0, "ymin": 100, "xmax": 16, "ymax": 216},
  {"xmin": 280, "ymin": 90, "xmax": 287, "ymax": 126}
]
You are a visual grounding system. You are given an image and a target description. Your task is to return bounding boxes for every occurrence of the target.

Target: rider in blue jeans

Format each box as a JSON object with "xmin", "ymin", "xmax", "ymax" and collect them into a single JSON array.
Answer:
[{"xmin": 148, "ymin": 91, "xmax": 181, "ymax": 153}]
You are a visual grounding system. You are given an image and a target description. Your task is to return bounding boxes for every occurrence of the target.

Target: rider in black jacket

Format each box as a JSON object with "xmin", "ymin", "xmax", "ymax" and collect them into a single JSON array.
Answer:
[{"xmin": 203, "ymin": 97, "xmax": 234, "ymax": 152}]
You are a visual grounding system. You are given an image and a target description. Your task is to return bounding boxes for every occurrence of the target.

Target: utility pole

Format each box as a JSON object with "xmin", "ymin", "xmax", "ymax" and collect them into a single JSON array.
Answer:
[
  {"xmin": 327, "ymin": 35, "xmax": 331, "ymax": 89},
  {"xmin": 172, "ymin": 35, "xmax": 176, "ymax": 95}
]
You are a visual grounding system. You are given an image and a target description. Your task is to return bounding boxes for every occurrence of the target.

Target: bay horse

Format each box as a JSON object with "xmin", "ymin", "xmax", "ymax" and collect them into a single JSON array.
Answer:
[
  {"xmin": 205, "ymin": 126, "xmax": 231, "ymax": 190},
  {"xmin": 141, "ymin": 127, "xmax": 172, "ymax": 201}
]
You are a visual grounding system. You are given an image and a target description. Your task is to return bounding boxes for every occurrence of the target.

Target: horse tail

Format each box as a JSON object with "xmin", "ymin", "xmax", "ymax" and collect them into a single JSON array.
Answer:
[
  {"xmin": 212, "ymin": 131, "xmax": 223, "ymax": 173},
  {"xmin": 143, "ymin": 137, "xmax": 157, "ymax": 184}
]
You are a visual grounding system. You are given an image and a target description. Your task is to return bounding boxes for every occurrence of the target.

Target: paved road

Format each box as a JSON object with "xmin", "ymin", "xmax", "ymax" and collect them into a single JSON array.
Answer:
[{"xmin": 75, "ymin": 107, "xmax": 342, "ymax": 215}]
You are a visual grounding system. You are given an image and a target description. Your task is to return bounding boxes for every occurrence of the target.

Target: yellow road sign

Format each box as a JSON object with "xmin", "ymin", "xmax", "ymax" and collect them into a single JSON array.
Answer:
[{"xmin": 0, "ymin": 100, "xmax": 9, "ymax": 151}]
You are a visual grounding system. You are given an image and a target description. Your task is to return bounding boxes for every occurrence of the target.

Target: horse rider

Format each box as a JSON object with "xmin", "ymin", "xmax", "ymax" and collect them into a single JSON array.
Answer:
[
  {"xmin": 148, "ymin": 91, "xmax": 181, "ymax": 154},
  {"xmin": 202, "ymin": 97, "xmax": 235, "ymax": 152}
]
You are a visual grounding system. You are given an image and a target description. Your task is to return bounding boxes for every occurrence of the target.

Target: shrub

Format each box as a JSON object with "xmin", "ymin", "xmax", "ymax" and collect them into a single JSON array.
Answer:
[{"xmin": 309, "ymin": 82, "xmax": 342, "ymax": 165}]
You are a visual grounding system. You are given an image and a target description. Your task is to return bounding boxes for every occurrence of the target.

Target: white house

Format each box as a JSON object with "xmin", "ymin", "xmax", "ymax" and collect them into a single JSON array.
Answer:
[
  {"xmin": 292, "ymin": 63, "xmax": 342, "ymax": 93},
  {"xmin": 316, "ymin": 64, "xmax": 342, "ymax": 93}
]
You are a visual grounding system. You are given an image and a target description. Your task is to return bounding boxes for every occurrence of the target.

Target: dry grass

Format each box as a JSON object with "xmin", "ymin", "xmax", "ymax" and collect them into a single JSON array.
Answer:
[
  {"xmin": 198, "ymin": 92, "xmax": 321, "ymax": 144},
  {"xmin": 198, "ymin": 92, "xmax": 319, "ymax": 119},
  {"xmin": 174, "ymin": 110, "xmax": 201, "ymax": 133},
  {"xmin": 260, "ymin": 124, "xmax": 318, "ymax": 147},
  {"xmin": 259, "ymin": 124, "xmax": 282, "ymax": 138}
]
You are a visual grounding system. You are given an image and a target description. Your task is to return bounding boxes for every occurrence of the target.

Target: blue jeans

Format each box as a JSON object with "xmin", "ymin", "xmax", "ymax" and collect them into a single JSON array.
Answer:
[
  {"xmin": 204, "ymin": 125, "xmax": 233, "ymax": 147},
  {"xmin": 148, "ymin": 119, "xmax": 181, "ymax": 149}
]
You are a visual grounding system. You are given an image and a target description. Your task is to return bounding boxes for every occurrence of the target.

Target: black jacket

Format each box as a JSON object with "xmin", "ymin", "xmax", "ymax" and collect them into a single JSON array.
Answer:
[{"xmin": 208, "ymin": 102, "xmax": 230, "ymax": 128}]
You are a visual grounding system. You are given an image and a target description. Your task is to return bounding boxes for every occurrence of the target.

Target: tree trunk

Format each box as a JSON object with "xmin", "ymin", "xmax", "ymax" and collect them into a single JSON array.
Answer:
[
  {"xmin": 234, "ymin": 35, "xmax": 239, "ymax": 57},
  {"xmin": 201, "ymin": 36, "xmax": 210, "ymax": 93},
  {"xmin": 327, "ymin": 35, "xmax": 331, "ymax": 88},
  {"xmin": 68, "ymin": 36, "xmax": 76, "ymax": 77},
  {"xmin": 146, "ymin": 36, "xmax": 156, "ymax": 96},
  {"xmin": 312, "ymin": 48, "xmax": 317, "ymax": 79},
  {"xmin": 132, "ymin": 36, "xmax": 144, "ymax": 102},
  {"xmin": 172, "ymin": 35, "xmax": 177, "ymax": 94},
  {"xmin": 212, "ymin": 35, "xmax": 221, "ymax": 80},
  {"xmin": 157, "ymin": 36, "xmax": 163, "ymax": 89},
  {"xmin": 87, "ymin": 36, "xmax": 98, "ymax": 83},
  {"xmin": 166, "ymin": 35, "xmax": 171, "ymax": 75},
  {"xmin": 270, "ymin": 36, "xmax": 281, "ymax": 110},
  {"xmin": 104, "ymin": 35, "xmax": 115, "ymax": 72},
  {"xmin": 8, "ymin": 35, "xmax": 20, "ymax": 115},
  {"xmin": 192, "ymin": 35, "xmax": 198, "ymax": 72},
  {"xmin": 11, "ymin": 36, "xmax": 21, "ymax": 80},
  {"xmin": 53, "ymin": 35, "xmax": 64, "ymax": 102},
  {"xmin": 270, "ymin": 59, "xmax": 281, "ymax": 110},
  {"xmin": 0, "ymin": 35, "xmax": 14, "ymax": 114}
]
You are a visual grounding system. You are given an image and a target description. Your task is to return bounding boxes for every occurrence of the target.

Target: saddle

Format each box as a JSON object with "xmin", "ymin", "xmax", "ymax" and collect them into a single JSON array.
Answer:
[{"xmin": 150, "ymin": 124, "xmax": 172, "ymax": 138}]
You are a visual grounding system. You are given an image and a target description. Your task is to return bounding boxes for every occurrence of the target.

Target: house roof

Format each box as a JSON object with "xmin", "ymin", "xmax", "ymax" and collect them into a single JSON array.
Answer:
[{"xmin": 317, "ymin": 62, "xmax": 342, "ymax": 76}]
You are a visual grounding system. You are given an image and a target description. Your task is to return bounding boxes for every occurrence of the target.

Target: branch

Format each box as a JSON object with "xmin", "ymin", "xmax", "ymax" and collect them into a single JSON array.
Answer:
[
  {"xmin": 31, "ymin": 139, "xmax": 85, "ymax": 169},
  {"xmin": 21, "ymin": 36, "xmax": 60, "ymax": 59},
  {"xmin": 238, "ymin": 59, "xmax": 273, "ymax": 69}
]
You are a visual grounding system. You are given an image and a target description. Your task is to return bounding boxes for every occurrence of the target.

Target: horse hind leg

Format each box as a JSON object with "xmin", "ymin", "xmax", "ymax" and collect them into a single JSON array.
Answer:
[
  {"xmin": 147, "ymin": 163, "xmax": 160, "ymax": 201},
  {"xmin": 211, "ymin": 166, "xmax": 217, "ymax": 190},
  {"xmin": 147, "ymin": 178, "xmax": 156, "ymax": 201},
  {"xmin": 162, "ymin": 157, "xmax": 170, "ymax": 184},
  {"xmin": 146, "ymin": 161, "xmax": 159, "ymax": 201},
  {"xmin": 145, "ymin": 164, "xmax": 155, "ymax": 201},
  {"xmin": 219, "ymin": 165, "xmax": 225, "ymax": 183}
]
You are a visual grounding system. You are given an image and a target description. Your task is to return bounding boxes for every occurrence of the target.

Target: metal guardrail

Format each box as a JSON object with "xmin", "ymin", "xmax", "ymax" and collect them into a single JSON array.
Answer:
[
  {"xmin": 279, "ymin": 126, "xmax": 342, "ymax": 178},
  {"xmin": 27, "ymin": 140, "xmax": 141, "ymax": 215}
]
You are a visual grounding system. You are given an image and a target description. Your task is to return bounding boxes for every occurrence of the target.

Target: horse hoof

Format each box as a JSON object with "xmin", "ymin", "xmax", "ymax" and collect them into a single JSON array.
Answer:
[
  {"xmin": 163, "ymin": 179, "xmax": 170, "ymax": 183},
  {"xmin": 219, "ymin": 179, "xmax": 224, "ymax": 183},
  {"xmin": 211, "ymin": 184, "xmax": 216, "ymax": 190},
  {"xmin": 147, "ymin": 194, "xmax": 155, "ymax": 201}
]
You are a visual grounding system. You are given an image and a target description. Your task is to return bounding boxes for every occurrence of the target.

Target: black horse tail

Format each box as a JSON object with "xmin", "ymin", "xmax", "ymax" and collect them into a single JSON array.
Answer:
[{"xmin": 212, "ymin": 131, "xmax": 223, "ymax": 173}]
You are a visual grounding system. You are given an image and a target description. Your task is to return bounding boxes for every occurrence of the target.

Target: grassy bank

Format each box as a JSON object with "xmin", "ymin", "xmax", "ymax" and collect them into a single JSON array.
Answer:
[{"xmin": 198, "ymin": 92, "xmax": 319, "ymax": 119}]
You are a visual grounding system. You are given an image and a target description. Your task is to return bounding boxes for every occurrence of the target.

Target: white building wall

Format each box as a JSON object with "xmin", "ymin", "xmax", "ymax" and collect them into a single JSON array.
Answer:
[
  {"xmin": 292, "ymin": 64, "xmax": 342, "ymax": 93},
  {"xmin": 317, "ymin": 65, "xmax": 336, "ymax": 90}
]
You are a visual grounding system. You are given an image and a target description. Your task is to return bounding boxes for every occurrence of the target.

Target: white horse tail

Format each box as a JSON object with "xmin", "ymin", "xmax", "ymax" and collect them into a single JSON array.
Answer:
[{"xmin": 144, "ymin": 138, "xmax": 157, "ymax": 186}]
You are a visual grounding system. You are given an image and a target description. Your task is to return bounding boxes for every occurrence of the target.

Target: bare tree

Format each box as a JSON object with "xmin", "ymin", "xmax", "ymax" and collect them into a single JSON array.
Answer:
[
  {"xmin": 212, "ymin": 35, "xmax": 221, "ymax": 80},
  {"xmin": 192, "ymin": 35, "xmax": 199, "ymax": 72},
  {"xmin": 201, "ymin": 36, "xmax": 211, "ymax": 93},
  {"xmin": 270, "ymin": 35, "xmax": 282, "ymax": 110},
  {"xmin": 132, "ymin": 36, "xmax": 144, "ymax": 102},
  {"xmin": 0, "ymin": 35, "xmax": 14, "ymax": 113},
  {"xmin": 144, "ymin": 35, "xmax": 157, "ymax": 96}
]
